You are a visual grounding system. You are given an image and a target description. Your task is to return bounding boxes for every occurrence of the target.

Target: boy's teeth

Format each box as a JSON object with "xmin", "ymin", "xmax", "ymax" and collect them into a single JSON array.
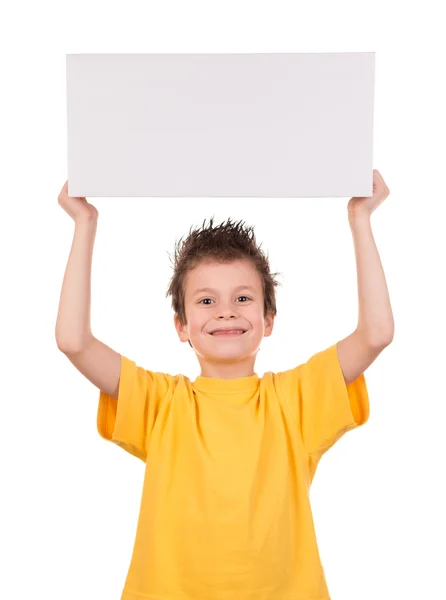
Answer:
[{"xmin": 213, "ymin": 329, "xmax": 243, "ymax": 335}]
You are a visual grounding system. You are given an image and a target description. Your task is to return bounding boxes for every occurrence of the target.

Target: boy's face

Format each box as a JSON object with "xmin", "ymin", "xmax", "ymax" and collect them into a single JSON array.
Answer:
[{"xmin": 174, "ymin": 258, "xmax": 274, "ymax": 375}]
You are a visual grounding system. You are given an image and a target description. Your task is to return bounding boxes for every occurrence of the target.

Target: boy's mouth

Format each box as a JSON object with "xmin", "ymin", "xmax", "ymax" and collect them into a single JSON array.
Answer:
[{"xmin": 209, "ymin": 328, "xmax": 246, "ymax": 337}]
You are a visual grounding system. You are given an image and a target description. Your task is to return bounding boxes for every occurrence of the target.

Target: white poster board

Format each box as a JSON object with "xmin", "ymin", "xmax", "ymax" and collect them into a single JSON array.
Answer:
[{"xmin": 66, "ymin": 53, "xmax": 374, "ymax": 198}]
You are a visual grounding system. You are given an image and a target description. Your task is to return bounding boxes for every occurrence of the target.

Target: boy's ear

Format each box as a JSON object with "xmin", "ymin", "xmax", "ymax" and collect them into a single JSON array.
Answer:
[
  {"xmin": 174, "ymin": 313, "xmax": 189, "ymax": 343},
  {"xmin": 264, "ymin": 313, "xmax": 275, "ymax": 338}
]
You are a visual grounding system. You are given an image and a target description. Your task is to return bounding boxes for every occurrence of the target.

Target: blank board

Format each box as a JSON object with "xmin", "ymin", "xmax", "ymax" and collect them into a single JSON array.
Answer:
[{"xmin": 66, "ymin": 53, "xmax": 375, "ymax": 198}]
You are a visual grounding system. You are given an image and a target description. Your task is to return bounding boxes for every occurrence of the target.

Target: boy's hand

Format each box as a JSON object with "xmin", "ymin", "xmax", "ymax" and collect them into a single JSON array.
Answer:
[
  {"xmin": 58, "ymin": 181, "xmax": 99, "ymax": 222},
  {"xmin": 347, "ymin": 169, "xmax": 390, "ymax": 220}
]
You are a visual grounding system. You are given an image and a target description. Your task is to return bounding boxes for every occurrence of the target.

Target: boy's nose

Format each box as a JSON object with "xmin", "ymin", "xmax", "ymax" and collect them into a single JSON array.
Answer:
[{"xmin": 216, "ymin": 308, "xmax": 238, "ymax": 319}]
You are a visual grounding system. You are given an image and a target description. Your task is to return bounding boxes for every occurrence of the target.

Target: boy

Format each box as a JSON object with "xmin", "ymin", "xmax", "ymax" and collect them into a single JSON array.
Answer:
[{"xmin": 56, "ymin": 170, "xmax": 393, "ymax": 600}]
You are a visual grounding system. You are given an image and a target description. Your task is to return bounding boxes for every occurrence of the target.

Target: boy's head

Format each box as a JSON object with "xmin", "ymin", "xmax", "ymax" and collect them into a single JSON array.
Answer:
[{"xmin": 166, "ymin": 217, "xmax": 281, "ymax": 374}]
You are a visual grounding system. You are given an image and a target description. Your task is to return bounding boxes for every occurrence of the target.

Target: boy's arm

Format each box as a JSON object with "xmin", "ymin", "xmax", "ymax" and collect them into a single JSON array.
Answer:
[
  {"xmin": 55, "ymin": 207, "xmax": 121, "ymax": 399},
  {"xmin": 337, "ymin": 172, "xmax": 394, "ymax": 386},
  {"xmin": 63, "ymin": 337, "xmax": 122, "ymax": 400}
]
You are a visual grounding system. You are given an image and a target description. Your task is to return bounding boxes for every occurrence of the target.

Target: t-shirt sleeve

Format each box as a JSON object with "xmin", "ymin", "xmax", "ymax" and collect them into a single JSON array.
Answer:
[
  {"xmin": 96, "ymin": 354, "xmax": 173, "ymax": 462},
  {"xmin": 274, "ymin": 342, "xmax": 370, "ymax": 462}
]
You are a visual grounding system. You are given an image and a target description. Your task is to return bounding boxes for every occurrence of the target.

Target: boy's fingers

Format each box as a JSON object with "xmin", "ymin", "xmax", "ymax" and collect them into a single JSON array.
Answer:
[{"xmin": 59, "ymin": 181, "xmax": 69, "ymax": 197}]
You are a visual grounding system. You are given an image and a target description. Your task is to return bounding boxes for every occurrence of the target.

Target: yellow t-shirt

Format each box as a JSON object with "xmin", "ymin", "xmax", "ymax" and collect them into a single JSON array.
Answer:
[{"xmin": 97, "ymin": 342, "xmax": 369, "ymax": 600}]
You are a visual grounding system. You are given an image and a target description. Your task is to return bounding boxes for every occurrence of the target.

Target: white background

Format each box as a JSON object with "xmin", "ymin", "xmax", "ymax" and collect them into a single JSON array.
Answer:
[{"xmin": 1, "ymin": 1, "xmax": 445, "ymax": 599}]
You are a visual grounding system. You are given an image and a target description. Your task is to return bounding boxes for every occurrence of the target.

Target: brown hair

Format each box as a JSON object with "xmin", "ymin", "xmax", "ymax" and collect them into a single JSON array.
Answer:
[{"xmin": 165, "ymin": 217, "xmax": 282, "ymax": 330}]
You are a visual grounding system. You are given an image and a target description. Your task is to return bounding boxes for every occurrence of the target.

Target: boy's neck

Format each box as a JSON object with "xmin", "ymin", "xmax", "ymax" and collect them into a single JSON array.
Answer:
[{"xmin": 197, "ymin": 356, "xmax": 257, "ymax": 379}]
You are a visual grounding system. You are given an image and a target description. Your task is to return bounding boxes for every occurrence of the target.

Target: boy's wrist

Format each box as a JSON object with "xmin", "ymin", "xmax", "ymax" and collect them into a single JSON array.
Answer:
[
  {"xmin": 75, "ymin": 215, "xmax": 98, "ymax": 228},
  {"xmin": 348, "ymin": 210, "xmax": 371, "ymax": 230}
]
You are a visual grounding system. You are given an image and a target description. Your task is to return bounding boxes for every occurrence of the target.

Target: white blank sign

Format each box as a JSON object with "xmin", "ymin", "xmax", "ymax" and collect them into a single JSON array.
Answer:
[{"xmin": 66, "ymin": 53, "xmax": 375, "ymax": 198}]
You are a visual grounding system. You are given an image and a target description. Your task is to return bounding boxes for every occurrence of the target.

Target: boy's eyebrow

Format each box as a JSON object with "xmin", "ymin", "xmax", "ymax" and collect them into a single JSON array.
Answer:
[{"xmin": 192, "ymin": 285, "xmax": 257, "ymax": 296}]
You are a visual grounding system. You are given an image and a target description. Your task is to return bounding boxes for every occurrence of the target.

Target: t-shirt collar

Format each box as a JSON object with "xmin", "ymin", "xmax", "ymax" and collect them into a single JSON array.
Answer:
[{"xmin": 192, "ymin": 373, "xmax": 260, "ymax": 394}]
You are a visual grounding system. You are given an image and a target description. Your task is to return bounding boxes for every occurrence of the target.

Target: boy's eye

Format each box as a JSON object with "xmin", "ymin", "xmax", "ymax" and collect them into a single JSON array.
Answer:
[{"xmin": 198, "ymin": 296, "xmax": 250, "ymax": 305}]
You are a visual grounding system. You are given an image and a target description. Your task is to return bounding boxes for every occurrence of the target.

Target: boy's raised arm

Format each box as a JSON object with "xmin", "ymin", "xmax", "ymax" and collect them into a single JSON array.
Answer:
[
  {"xmin": 55, "ymin": 181, "xmax": 121, "ymax": 400},
  {"xmin": 336, "ymin": 170, "xmax": 394, "ymax": 386}
]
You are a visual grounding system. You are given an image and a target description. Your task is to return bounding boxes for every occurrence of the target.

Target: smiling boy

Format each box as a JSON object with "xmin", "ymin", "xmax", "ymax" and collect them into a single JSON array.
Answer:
[
  {"xmin": 169, "ymin": 219, "xmax": 276, "ymax": 379},
  {"xmin": 56, "ymin": 170, "xmax": 394, "ymax": 600}
]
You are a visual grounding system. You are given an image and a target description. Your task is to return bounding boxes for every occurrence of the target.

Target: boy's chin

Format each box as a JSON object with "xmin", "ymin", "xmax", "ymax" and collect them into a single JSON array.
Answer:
[{"xmin": 195, "ymin": 340, "xmax": 260, "ymax": 360}]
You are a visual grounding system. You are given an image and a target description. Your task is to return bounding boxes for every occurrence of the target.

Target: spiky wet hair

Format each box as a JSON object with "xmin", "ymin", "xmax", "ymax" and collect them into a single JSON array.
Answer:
[{"xmin": 165, "ymin": 216, "xmax": 281, "ymax": 326}]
